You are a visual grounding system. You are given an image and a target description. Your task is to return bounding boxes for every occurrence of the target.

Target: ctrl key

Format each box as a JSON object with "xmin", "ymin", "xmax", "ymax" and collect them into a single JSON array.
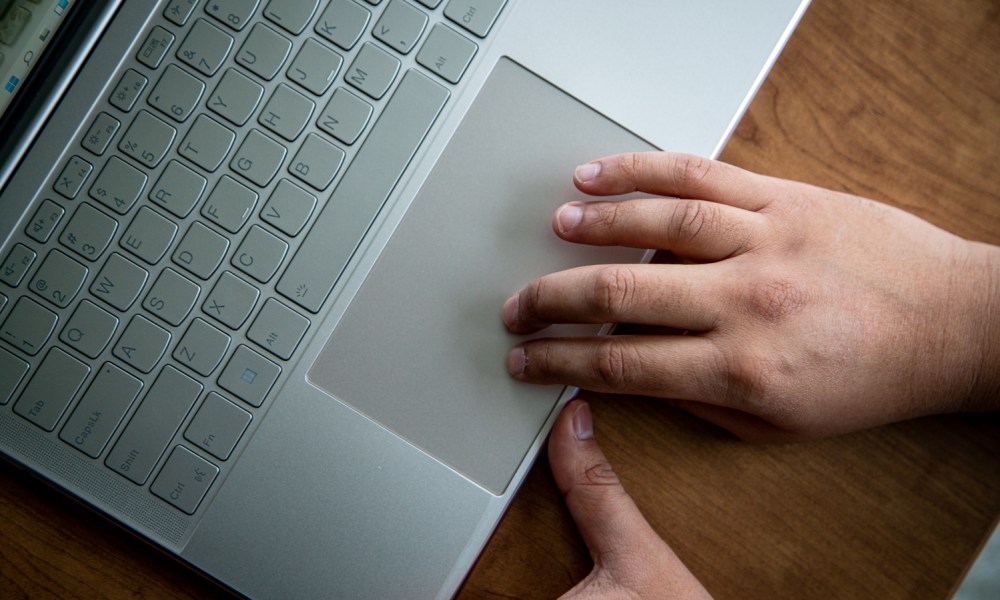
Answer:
[{"xmin": 151, "ymin": 445, "xmax": 219, "ymax": 514}]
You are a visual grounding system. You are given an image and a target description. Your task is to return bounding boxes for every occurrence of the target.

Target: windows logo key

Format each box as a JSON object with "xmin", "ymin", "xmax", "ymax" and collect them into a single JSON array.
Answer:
[{"xmin": 4, "ymin": 76, "xmax": 18, "ymax": 94}]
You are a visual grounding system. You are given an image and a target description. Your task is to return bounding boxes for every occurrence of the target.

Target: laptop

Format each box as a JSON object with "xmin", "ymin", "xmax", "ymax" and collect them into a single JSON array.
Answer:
[{"xmin": 0, "ymin": 1, "xmax": 810, "ymax": 597}]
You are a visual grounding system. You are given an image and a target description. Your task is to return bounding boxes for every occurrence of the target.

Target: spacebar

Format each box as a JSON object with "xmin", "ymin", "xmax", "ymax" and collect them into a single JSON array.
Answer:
[{"xmin": 278, "ymin": 70, "xmax": 449, "ymax": 313}]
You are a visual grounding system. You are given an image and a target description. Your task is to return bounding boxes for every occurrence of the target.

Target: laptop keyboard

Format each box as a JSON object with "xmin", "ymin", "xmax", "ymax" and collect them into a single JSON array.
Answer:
[{"xmin": 0, "ymin": 0, "xmax": 505, "ymax": 515}]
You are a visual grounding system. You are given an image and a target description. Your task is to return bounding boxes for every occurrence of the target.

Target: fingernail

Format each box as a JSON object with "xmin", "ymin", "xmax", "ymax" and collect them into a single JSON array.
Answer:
[
  {"xmin": 502, "ymin": 294, "xmax": 519, "ymax": 327},
  {"xmin": 575, "ymin": 161, "xmax": 601, "ymax": 183},
  {"xmin": 573, "ymin": 402, "xmax": 594, "ymax": 440},
  {"xmin": 555, "ymin": 203, "xmax": 584, "ymax": 235},
  {"xmin": 507, "ymin": 347, "xmax": 525, "ymax": 377}
]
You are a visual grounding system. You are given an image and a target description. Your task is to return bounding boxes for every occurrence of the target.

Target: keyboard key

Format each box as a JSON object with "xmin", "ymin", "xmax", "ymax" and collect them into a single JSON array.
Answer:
[
  {"xmin": 208, "ymin": 68, "xmax": 264, "ymax": 126},
  {"xmin": 235, "ymin": 23, "xmax": 292, "ymax": 81},
  {"xmin": 231, "ymin": 129, "xmax": 287, "ymax": 187},
  {"xmin": 178, "ymin": 19, "xmax": 234, "ymax": 76},
  {"xmin": 445, "ymin": 0, "xmax": 505, "ymax": 38},
  {"xmin": 288, "ymin": 133, "xmax": 344, "ymax": 190},
  {"xmin": 203, "ymin": 271, "xmax": 260, "ymax": 329},
  {"xmin": 29, "ymin": 249, "xmax": 88, "ymax": 309},
  {"xmin": 114, "ymin": 315, "xmax": 171, "ymax": 373},
  {"xmin": 317, "ymin": 87, "xmax": 372, "ymax": 145},
  {"xmin": 150, "ymin": 160, "xmax": 207, "ymax": 218},
  {"xmin": 218, "ymin": 344, "xmax": 281, "ymax": 406},
  {"xmin": 264, "ymin": 0, "xmax": 321, "ymax": 35},
  {"xmin": 81, "ymin": 112, "xmax": 121, "ymax": 155},
  {"xmin": 0, "ymin": 347, "xmax": 29, "ymax": 405},
  {"xmin": 172, "ymin": 221, "xmax": 230, "ymax": 279},
  {"xmin": 91, "ymin": 253, "xmax": 148, "ymax": 311},
  {"xmin": 143, "ymin": 268, "xmax": 201, "ymax": 326},
  {"xmin": 60, "ymin": 300, "xmax": 119, "ymax": 359},
  {"xmin": 232, "ymin": 225, "xmax": 288, "ymax": 283},
  {"xmin": 345, "ymin": 42, "xmax": 400, "ymax": 99},
  {"xmin": 374, "ymin": 0, "xmax": 428, "ymax": 55},
  {"xmin": 287, "ymin": 38, "xmax": 342, "ymax": 96},
  {"xmin": 278, "ymin": 70, "xmax": 448, "ymax": 312},
  {"xmin": 120, "ymin": 207, "xmax": 178, "ymax": 265},
  {"xmin": 119, "ymin": 110, "xmax": 176, "ymax": 169},
  {"xmin": 1, "ymin": 297, "xmax": 57, "ymax": 356},
  {"xmin": 60, "ymin": 363, "xmax": 143, "ymax": 458},
  {"xmin": 0, "ymin": 5, "xmax": 30, "ymax": 45},
  {"xmin": 179, "ymin": 114, "xmax": 235, "ymax": 172},
  {"xmin": 13, "ymin": 347, "xmax": 90, "ymax": 432},
  {"xmin": 259, "ymin": 83, "xmax": 315, "ymax": 141},
  {"xmin": 416, "ymin": 0, "xmax": 443, "ymax": 7},
  {"xmin": 106, "ymin": 365, "xmax": 202, "ymax": 485},
  {"xmin": 60, "ymin": 203, "xmax": 118, "ymax": 262},
  {"xmin": 202, "ymin": 175, "xmax": 258, "ymax": 233},
  {"xmin": 417, "ymin": 23, "xmax": 477, "ymax": 84},
  {"xmin": 89, "ymin": 156, "xmax": 147, "ymax": 215},
  {"xmin": 205, "ymin": 0, "xmax": 259, "ymax": 31},
  {"xmin": 53, "ymin": 155, "xmax": 93, "ymax": 199},
  {"xmin": 248, "ymin": 298, "xmax": 309, "ymax": 360},
  {"xmin": 261, "ymin": 178, "xmax": 316, "ymax": 236},
  {"xmin": 315, "ymin": 0, "xmax": 370, "ymax": 51},
  {"xmin": 174, "ymin": 318, "xmax": 231, "ymax": 376},
  {"xmin": 185, "ymin": 392, "xmax": 252, "ymax": 460},
  {"xmin": 137, "ymin": 25, "xmax": 175, "ymax": 68},
  {"xmin": 1, "ymin": 243, "xmax": 36, "ymax": 287},
  {"xmin": 109, "ymin": 69, "xmax": 148, "ymax": 112},
  {"xmin": 25, "ymin": 199, "xmax": 65, "ymax": 243},
  {"xmin": 149, "ymin": 64, "xmax": 206, "ymax": 122},
  {"xmin": 151, "ymin": 445, "xmax": 219, "ymax": 514},
  {"xmin": 164, "ymin": 0, "xmax": 198, "ymax": 26}
]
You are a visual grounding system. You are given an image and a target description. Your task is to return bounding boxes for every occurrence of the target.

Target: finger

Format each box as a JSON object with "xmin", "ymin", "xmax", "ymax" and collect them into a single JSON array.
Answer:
[
  {"xmin": 549, "ymin": 401, "xmax": 711, "ymax": 599},
  {"xmin": 552, "ymin": 197, "xmax": 763, "ymax": 261},
  {"xmin": 509, "ymin": 335, "xmax": 723, "ymax": 401},
  {"xmin": 503, "ymin": 264, "xmax": 725, "ymax": 335},
  {"xmin": 574, "ymin": 151, "xmax": 773, "ymax": 212}
]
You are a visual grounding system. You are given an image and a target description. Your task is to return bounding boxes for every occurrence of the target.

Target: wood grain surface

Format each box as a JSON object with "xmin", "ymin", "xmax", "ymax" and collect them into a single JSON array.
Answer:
[{"xmin": 3, "ymin": 1, "xmax": 999, "ymax": 599}]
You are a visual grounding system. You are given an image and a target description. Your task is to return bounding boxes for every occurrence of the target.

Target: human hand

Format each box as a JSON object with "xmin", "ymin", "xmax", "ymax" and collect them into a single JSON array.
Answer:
[
  {"xmin": 548, "ymin": 399, "xmax": 711, "ymax": 599},
  {"xmin": 505, "ymin": 153, "xmax": 1000, "ymax": 441}
]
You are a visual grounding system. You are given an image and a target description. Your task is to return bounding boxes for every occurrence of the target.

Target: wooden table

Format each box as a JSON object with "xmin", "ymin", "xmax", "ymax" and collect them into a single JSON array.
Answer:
[{"xmin": 3, "ymin": 1, "xmax": 999, "ymax": 598}]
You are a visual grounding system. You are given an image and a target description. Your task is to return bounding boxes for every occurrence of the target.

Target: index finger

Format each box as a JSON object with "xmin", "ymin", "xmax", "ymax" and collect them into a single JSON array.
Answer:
[{"xmin": 574, "ymin": 152, "xmax": 773, "ymax": 212}]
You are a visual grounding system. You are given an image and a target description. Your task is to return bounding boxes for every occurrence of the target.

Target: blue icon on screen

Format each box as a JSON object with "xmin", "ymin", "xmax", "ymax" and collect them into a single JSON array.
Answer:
[
  {"xmin": 4, "ymin": 76, "xmax": 19, "ymax": 93},
  {"xmin": 58, "ymin": 0, "xmax": 69, "ymax": 8}
]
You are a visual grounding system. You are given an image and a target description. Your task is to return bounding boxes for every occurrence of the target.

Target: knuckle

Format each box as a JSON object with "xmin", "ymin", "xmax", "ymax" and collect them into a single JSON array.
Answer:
[
  {"xmin": 672, "ymin": 153, "xmax": 714, "ymax": 190},
  {"xmin": 744, "ymin": 277, "xmax": 806, "ymax": 322},
  {"xmin": 581, "ymin": 459, "xmax": 621, "ymax": 488},
  {"xmin": 592, "ymin": 266, "xmax": 639, "ymax": 318},
  {"xmin": 594, "ymin": 337, "xmax": 640, "ymax": 388},
  {"xmin": 666, "ymin": 200, "xmax": 718, "ymax": 245},
  {"xmin": 720, "ymin": 345, "xmax": 797, "ymax": 419}
]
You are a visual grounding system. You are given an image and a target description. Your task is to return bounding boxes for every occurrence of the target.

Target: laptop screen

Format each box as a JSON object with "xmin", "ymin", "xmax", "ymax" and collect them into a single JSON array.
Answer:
[{"xmin": 0, "ymin": 0, "xmax": 78, "ymax": 117}]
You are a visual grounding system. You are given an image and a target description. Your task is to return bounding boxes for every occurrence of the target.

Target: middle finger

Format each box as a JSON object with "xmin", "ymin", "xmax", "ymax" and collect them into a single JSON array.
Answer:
[{"xmin": 503, "ymin": 263, "xmax": 725, "ymax": 334}]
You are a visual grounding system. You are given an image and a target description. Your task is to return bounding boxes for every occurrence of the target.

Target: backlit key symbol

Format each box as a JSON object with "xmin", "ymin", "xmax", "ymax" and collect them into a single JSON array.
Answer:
[
  {"xmin": 59, "ymin": 177, "xmax": 72, "ymax": 189},
  {"xmin": 208, "ymin": 300, "xmax": 225, "ymax": 314},
  {"xmin": 122, "ymin": 140, "xmax": 138, "ymax": 153}
]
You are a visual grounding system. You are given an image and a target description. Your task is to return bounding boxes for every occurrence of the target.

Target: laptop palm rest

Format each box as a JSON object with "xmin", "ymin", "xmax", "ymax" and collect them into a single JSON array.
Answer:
[{"xmin": 307, "ymin": 58, "xmax": 655, "ymax": 494}]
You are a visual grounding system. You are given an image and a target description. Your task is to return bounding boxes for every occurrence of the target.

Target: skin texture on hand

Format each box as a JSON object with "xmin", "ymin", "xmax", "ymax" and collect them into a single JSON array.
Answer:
[
  {"xmin": 505, "ymin": 152, "xmax": 1000, "ymax": 442},
  {"xmin": 548, "ymin": 400, "xmax": 712, "ymax": 600}
]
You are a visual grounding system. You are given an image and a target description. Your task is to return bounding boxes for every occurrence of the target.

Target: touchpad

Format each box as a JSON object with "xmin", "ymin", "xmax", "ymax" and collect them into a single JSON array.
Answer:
[{"xmin": 307, "ymin": 58, "xmax": 655, "ymax": 494}]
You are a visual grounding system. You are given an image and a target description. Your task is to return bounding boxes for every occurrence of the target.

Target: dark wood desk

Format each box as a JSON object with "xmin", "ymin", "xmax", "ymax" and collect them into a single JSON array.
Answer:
[{"xmin": 3, "ymin": 1, "xmax": 998, "ymax": 598}]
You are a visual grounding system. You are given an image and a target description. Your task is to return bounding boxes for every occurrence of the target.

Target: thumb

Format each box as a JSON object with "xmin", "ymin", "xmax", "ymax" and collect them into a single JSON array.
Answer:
[{"xmin": 549, "ymin": 400, "xmax": 712, "ymax": 600}]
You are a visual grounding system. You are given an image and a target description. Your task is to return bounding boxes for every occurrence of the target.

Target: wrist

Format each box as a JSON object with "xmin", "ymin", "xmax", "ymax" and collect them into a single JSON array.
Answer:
[{"xmin": 964, "ymin": 241, "xmax": 1000, "ymax": 412}]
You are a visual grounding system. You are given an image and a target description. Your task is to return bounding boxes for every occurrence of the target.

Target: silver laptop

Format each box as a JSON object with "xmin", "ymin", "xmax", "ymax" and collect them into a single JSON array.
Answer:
[{"xmin": 0, "ymin": 1, "xmax": 809, "ymax": 597}]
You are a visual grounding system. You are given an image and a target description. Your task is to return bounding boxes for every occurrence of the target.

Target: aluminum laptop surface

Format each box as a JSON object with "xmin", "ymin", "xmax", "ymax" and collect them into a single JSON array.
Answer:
[{"xmin": 0, "ymin": 0, "xmax": 810, "ymax": 597}]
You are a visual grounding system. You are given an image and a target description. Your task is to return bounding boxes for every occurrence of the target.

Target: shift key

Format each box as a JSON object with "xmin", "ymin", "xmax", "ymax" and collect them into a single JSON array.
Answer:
[{"xmin": 106, "ymin": 366, "xmax": 202, "ymax": 485}]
